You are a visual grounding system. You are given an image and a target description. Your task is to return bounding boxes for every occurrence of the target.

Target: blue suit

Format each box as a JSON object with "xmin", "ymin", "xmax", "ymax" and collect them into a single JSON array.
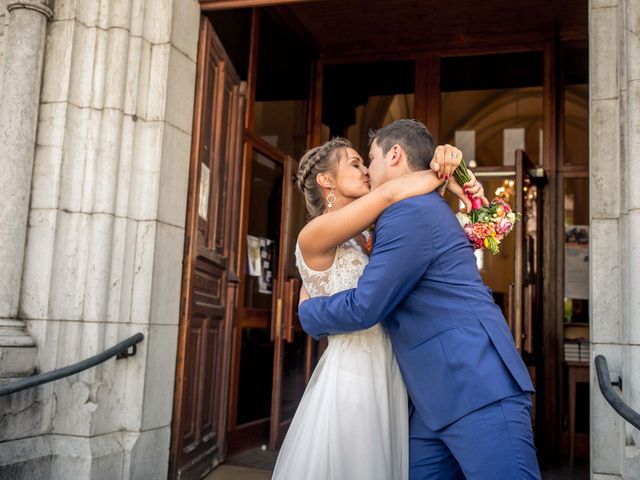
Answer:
[{"xmin": 299, "ymin": 192, "xmax": 541, "ymax": 479}]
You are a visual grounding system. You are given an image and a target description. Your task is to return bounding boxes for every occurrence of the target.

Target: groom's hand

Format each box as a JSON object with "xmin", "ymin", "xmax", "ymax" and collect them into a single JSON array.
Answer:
[{"xmin": 430, "ymin": 145, "xmax": 462, "ymax": 180}]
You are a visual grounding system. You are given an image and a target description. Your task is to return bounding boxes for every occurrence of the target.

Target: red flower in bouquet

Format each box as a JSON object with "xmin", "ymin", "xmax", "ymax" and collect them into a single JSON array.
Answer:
[{"xmin": 364, "ymin": 224, "xmax": 375, "ymax": 255}]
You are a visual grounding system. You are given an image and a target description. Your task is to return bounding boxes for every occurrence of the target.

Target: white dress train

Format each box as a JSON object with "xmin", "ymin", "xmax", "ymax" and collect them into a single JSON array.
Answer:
[{"xmin": 271, "ymin": 238, "xmax": 408, "ymax": 480}]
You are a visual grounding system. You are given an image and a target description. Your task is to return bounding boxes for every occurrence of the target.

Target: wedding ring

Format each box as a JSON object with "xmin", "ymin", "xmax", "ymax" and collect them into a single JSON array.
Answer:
[{"xmin": 450, "ymin": 152, "xmax": 457, "ymax": 158}]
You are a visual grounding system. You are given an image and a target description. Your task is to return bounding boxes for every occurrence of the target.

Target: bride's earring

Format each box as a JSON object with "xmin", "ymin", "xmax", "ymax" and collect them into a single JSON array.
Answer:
[{"xmin": 327, "ymin": 187, "xmax": 336, "ymax": 210}]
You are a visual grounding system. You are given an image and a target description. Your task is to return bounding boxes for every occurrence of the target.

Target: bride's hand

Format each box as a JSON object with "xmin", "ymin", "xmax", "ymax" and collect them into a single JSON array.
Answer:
[
  {"xmin": 299, "ymin": 284, "xmax": 310, "ymax": 305},
  {"xmin": 447, "ymin": 171, "xmax": 489, "ymax": 212},
  {"xmin": 462, "ymin": 171, "xmax": 489, "ymax": 207},
  {"xmin": 430, "ymin": 145, "xmax": 462, "ymax": 180},
  {"xmin": 447, "ymin": 178, "xmax": 472, "ymax": 212}
]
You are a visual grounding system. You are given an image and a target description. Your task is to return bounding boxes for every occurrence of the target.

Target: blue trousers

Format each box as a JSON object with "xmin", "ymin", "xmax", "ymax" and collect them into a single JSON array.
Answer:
[{"xmin": 409, "ymin": 393, "xmax": 541, "ymax": 480}]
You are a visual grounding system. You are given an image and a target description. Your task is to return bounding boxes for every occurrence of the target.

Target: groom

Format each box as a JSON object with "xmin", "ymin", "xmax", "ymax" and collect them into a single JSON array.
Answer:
[{"xmin": 298, "ymin": 119, "xmax": 541, "ymax": 479}]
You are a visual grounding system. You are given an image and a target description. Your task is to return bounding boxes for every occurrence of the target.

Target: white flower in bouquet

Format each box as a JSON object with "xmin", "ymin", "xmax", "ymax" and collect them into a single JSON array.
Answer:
[{"xmin": 456, "ymin": 211, "xmax": 472, "ymax": 228}]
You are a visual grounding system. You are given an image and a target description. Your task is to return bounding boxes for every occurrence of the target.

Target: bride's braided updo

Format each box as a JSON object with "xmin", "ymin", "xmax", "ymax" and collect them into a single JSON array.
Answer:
[{"xmin": 296, "ymin": 137, "xmax": 352, "ymax": 219}]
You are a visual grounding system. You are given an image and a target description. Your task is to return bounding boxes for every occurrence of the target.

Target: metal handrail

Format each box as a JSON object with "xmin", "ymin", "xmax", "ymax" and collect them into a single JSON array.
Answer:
[
  {"xmin": 0, "ymin": 332, "xmax": 144, "ymax": 397},
  {"xmin": 595, "ymin": 354, "xmax": 640, "ymax": 430}
]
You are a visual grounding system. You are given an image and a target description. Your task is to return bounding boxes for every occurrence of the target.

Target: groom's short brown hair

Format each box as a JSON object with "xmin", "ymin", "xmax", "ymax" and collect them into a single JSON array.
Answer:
[{"xmin": 368, "ymin": 119, "xmax": 435, "ymax": 171}]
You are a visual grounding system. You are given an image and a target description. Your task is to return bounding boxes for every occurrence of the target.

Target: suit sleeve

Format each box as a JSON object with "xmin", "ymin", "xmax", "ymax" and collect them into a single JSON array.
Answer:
[{"xmin": 299, "ymin": 200, "xmax": 434, "ymax": 339}]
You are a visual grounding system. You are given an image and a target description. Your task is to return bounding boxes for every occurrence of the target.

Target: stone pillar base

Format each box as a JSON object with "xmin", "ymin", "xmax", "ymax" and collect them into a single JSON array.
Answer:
[
  {"xmin": 0, "ymin": 384, "xmax": 51, "ymax": 441},
  {"xmin": 0, "ymin": 428, "xmax": 171, "ymax": 480},
  {"xmin": 0, "ymin": 319, "xmax": 36, "ymax": 377}
]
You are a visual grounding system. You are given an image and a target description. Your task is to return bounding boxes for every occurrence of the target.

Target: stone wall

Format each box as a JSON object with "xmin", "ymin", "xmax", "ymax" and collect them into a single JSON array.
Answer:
[
  {"xmin": 0, "ymin": 1, "xmax": 6, "ymax": 92},
  {"xmin": 0, "ymin": 0, "xmax": 202, "ymax": 478},
  {"xmin": 590, "ymin": 0, "xmax": 640, "ymax": 478}
]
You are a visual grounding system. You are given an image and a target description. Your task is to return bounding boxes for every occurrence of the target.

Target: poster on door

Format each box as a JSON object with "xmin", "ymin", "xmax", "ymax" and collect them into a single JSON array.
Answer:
[
  {"xmin": 246, "ymin": 235, "xmax": 261, "ymax": 277},
  {"xmin": 564, "ymin": 225, "xmax": 589, "ymax": 300},
  {"xmin": 258, "ymin": 237, "xmax": 275, "ymax": 294}
]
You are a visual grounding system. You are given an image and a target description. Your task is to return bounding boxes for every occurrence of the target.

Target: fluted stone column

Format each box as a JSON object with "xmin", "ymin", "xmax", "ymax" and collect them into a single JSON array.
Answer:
[
  {"xmin": 590, "ymin": 0, "xmax": 640, "ymax": 479},
  {"xmin": 0, "ymin": 0, "xmax": 52, "ymax": 375}
]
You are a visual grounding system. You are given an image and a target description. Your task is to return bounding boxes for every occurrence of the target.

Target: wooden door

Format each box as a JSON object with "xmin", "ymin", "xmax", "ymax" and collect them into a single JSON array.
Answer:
[
  {"xmin": 227, "ymin": 134, "xmax": 315, "ymax": 454},
  {"xmin": 170, "ymin": 17, "xmax": 246, "ymax": 480},
  {"xmin": 268, "ymin": 156, "xmax": 308, "ymax": 449},
  {"xmin": 514, "ymin": 149, "xmax": 545, "ymax": 428}
]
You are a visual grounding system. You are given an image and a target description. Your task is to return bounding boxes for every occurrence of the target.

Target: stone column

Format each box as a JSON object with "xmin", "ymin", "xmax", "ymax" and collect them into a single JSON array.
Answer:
[
  {"xmin": 0, "ymin": 0, "xmax": 52, "ymax": 375},
  {"xmin": 590, "ymin": 0, "xmax": 640, "ymax": 478},
  {"xmin": 623, "ymin": 0, "xmax": 640, "ymax": 473}
]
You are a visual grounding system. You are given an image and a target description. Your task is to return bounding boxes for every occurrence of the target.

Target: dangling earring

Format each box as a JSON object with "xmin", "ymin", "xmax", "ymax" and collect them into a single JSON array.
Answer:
[{"xmin": 327, "ymin": 187, "xmax": 336, "ymax": 210}]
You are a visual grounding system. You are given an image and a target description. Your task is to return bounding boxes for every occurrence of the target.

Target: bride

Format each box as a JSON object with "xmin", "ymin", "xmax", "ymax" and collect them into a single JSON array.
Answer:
[{"xmin": 271, "ymin": 137, "xmax": 484, "ymax": 479}]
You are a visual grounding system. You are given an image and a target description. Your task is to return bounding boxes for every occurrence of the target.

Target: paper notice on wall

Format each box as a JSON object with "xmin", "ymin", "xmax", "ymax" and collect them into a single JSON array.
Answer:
[
  {"xmin": 198, "ymin": 163, "xmax": 210, "ymax": 220},
  {"xmin": 564, "ymin": 225, "xmax": 589, "ymax": 300}
]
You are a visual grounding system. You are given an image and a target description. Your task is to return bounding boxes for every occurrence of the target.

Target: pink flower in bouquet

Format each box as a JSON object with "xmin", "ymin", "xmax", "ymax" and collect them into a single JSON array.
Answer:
[
  {"xmin": 495, "ymin": 217, "xmax": 513, "ymax": 235},
  {"xmin": 472, "ymin": 222, "xmax": 495, "ymax": 239},
  {"xmin": 463, "ymin": 224, "xmax": 484, "ymax": 249},
  {"xmin": 494, "ymin": 198, "xmax": 511, "ymax": 213}
]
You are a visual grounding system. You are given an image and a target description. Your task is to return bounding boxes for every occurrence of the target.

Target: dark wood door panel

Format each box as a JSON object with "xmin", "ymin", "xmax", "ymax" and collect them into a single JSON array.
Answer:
[{"xmin": 192, "ymin": 257, "xmax": 225, "ymax": 311}]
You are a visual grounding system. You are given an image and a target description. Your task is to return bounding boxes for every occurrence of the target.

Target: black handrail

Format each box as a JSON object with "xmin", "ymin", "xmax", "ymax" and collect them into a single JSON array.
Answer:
[
  {"xmin": 0, "ymin": 332, "xmax": 144, "ymax": 397},
  {"xmin": 595, "ymin": 354, "xmax": 640, "ymax": 430}
]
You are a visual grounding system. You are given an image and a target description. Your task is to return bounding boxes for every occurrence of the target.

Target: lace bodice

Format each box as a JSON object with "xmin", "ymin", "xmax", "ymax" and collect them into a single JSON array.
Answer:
[
  {"xmin": 295, "ymin": 235, "xmax": 386, "ymax": 352},
  {"xmin": 295, "ymin": 238, "xmax": 368, "ymax": 297}
]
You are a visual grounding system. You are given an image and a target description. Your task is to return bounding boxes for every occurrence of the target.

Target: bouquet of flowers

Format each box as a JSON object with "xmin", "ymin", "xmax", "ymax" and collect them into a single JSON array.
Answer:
[{"xmin": 453, "ymin": 160, "xmax": 520, "ymax": 255}]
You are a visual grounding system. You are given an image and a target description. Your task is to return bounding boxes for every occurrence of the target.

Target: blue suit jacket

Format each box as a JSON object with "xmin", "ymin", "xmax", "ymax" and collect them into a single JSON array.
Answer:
[{"xmin": 299, "ymin": 192, "xmax": 534, "ymax": 431}]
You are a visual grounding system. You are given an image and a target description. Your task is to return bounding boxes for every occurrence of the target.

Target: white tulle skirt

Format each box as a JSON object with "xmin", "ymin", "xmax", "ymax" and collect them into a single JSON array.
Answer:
[{"xmin": 271, "ymin": 325, "xmax": 408, "ymax": 480}]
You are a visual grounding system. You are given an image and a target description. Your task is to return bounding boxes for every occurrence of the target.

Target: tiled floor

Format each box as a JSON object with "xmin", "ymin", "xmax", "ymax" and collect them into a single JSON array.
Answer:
[
  {"xmin": 204, "ymin": 465, "xmax": 271, "ymax": 480},
  {"xmin": 542, "ymin": 463, "xmax": 589, "ymax": 480},
  {"xmin": 205, "ymin": 464, "xmax": 589, "ymax": 480},
  {"xmin": 204, "ymin": 447, "xmax": 590, "ymax": 480},
  {"xmin": 204, "ymin": 448, "xmax": 275, "ymax": 480}
]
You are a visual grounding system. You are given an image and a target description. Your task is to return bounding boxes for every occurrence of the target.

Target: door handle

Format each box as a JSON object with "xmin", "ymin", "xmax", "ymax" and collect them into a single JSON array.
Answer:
[
  {"xmin": 524, "ymin": 284, "xmax": 534, "ymax": 354},
  {"xmin": 270, "ymin": 282, "xmax": 282, "ymax": 341},
  {"xmin": 275, "ymin": 298, "xmax": 283, "ymax": 340},
  {"xmin": 507, "ymin": 282, "xmax": 515, "ymax": 333}
]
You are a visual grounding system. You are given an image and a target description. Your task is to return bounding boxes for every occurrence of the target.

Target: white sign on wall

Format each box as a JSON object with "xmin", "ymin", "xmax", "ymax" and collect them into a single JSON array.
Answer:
[
  {"xmin": 503, "ymin": 128, "xmax": 525, "ymax": 166},
  {"xmin": 455, "ymin": 130, "xmax": 476, "ymax": 163}
]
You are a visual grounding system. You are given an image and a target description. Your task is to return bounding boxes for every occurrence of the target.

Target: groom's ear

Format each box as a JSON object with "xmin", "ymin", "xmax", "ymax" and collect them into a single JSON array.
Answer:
[{"xmin": 388, "ymin": 144, "xmax": 402, "ymax": 167}]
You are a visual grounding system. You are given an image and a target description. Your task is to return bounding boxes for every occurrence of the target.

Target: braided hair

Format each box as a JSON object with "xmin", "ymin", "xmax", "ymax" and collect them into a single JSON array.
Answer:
[{"xmin": 296, "ymin": 137, "xmax": 352, "ymax": 219}]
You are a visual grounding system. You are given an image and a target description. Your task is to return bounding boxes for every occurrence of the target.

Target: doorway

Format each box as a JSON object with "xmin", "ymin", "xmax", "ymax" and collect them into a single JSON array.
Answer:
[{"xmin": 178, "ymin": 3, "xmax": 589, "ymax": 476}]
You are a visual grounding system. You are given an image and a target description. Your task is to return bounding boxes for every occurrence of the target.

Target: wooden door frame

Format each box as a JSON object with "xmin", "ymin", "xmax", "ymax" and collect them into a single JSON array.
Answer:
[
  {"xmin": 170, "ymin": 15, "xmax": 245, "ymax": 478},
  {"xmin": 553, "ymin": 39, "xmax": 589, "ymax": 458},
  {"xmin": 170, "ymin": 19, "xmax": 213, "ymax": 477},
  {"xmin": 200, "ymin": 0, "xmax": 325, "ymax": 11},
  {"xmin": 226, "ymin": 134, "xmax": 287, "ymax": 453},
  {"xmin": 268, "ymin": 154, "xmax": 303, "ymax": 450}
]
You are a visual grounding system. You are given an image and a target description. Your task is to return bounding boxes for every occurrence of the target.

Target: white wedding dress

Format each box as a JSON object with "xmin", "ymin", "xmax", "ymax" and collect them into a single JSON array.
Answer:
[{"xmin": 271, "ymin": 238, "xmax": 408, "ymax": 480}]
